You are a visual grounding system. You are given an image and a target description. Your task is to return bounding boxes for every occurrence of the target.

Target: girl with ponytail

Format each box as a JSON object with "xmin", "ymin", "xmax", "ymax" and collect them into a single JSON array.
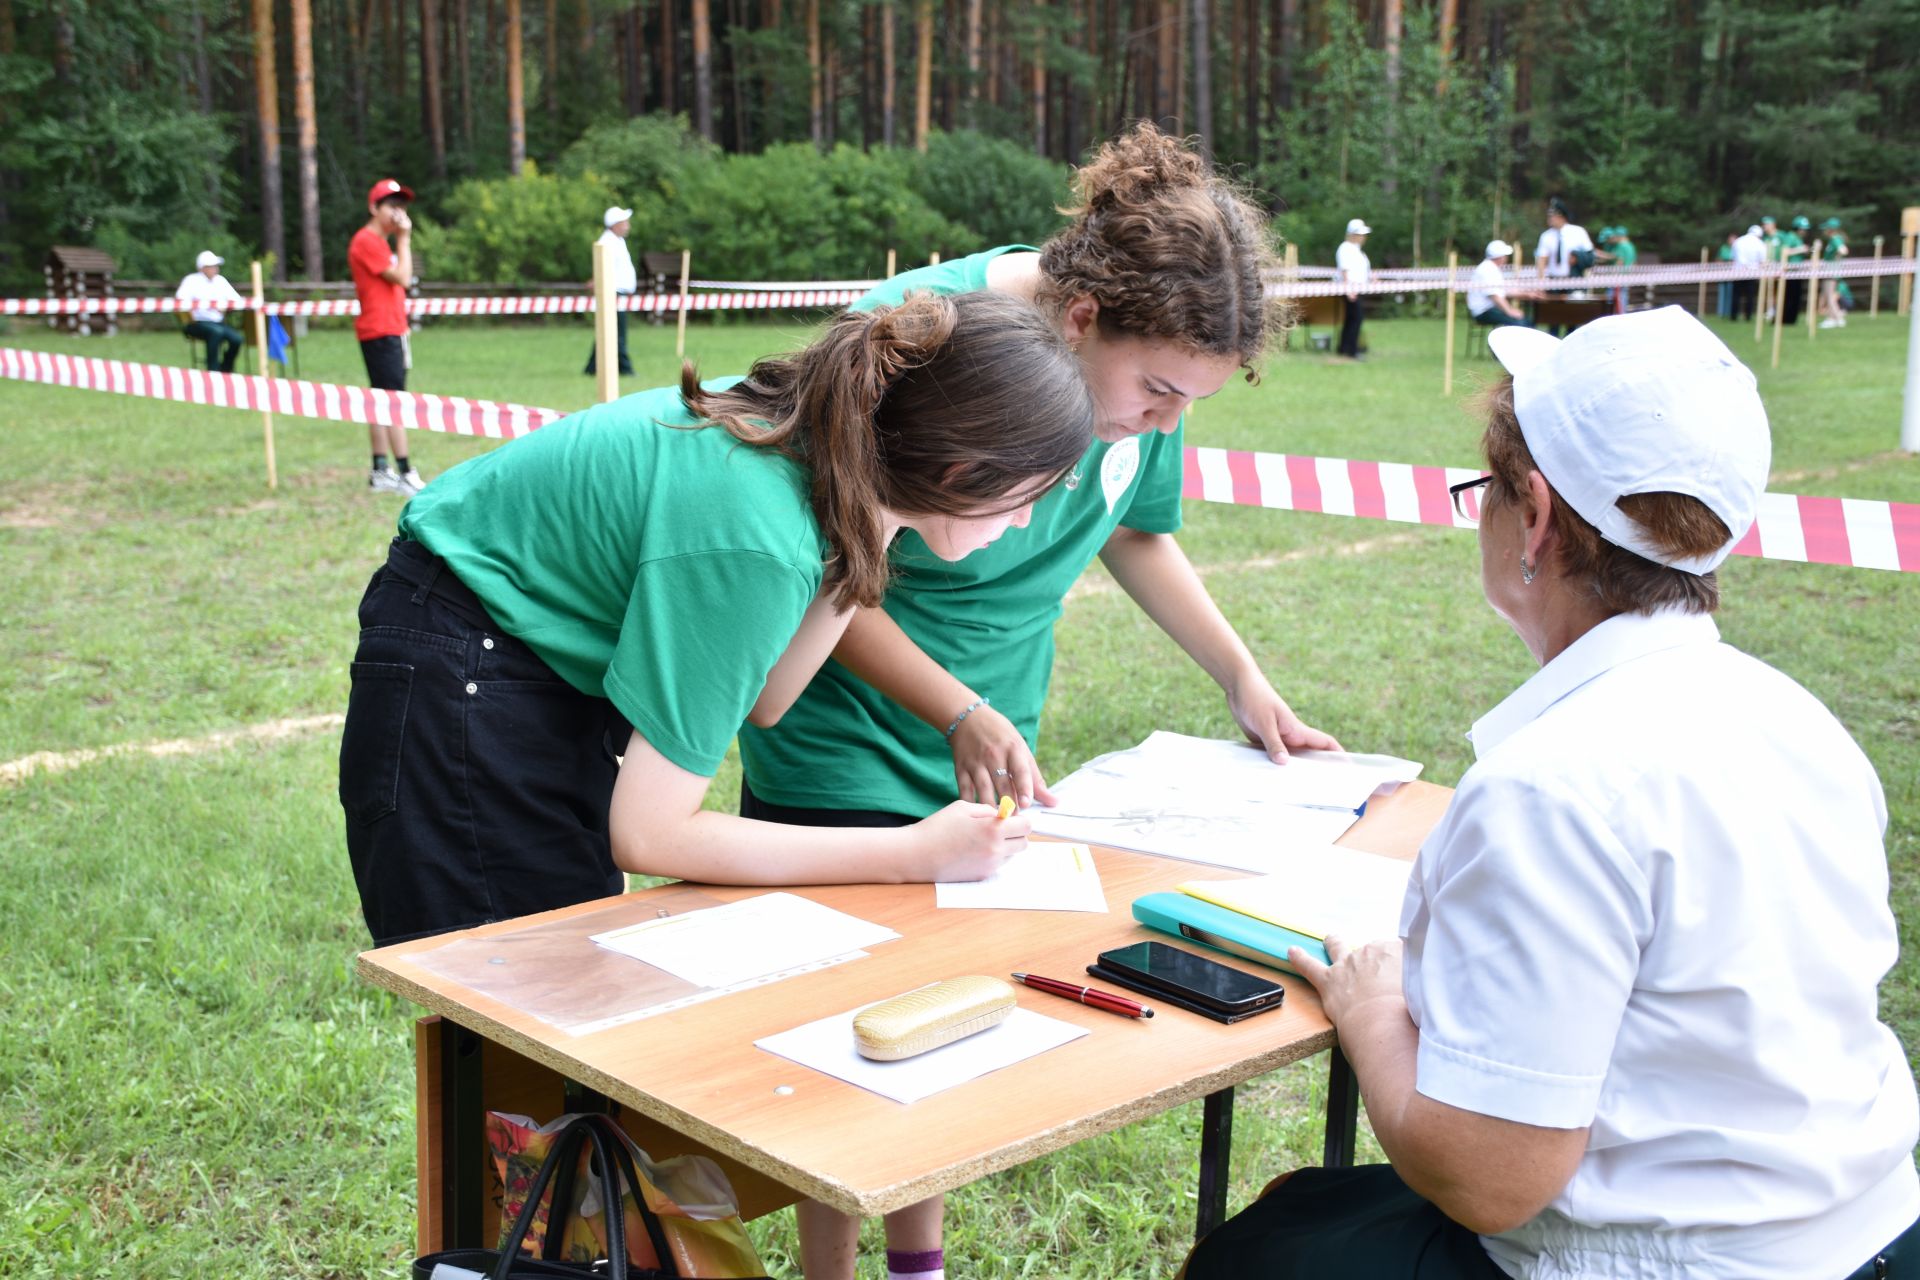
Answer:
[
  {"xmin": 338, "ymin": 290, "xmax": 1093, "ymax": 949},
  {"xmin": 738, "ymin": 123, "xmax": 1344, "ymax": 1280}
]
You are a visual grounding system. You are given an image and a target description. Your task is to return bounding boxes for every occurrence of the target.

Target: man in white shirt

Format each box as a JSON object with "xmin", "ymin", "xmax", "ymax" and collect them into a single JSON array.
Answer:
[
  {"xmin": 1731, "ymin": 223, "xmax": 1767, "ymax": 321},
  {"xmin": 1467, "ymin": 240, "xmax": 1531, "ymax": 327},
  {"xmin": 175, "ymin": 250, "xmax": 246, "ymax": 373},
  {"xmin": 1532, "ymin": 198, "xmax": 1594, "ymax": 282},
  {"xmin": 1334, "ymin": 218, "xmax": 1370, "ymax": 360},
  {"xmin": 583, "ymin": 205, "xmax": 638, "ymax": 378}
]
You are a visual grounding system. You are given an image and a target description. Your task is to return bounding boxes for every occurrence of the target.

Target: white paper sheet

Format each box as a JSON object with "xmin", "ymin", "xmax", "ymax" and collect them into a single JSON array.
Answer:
[
  {"xmin": 935, "ymin": 843, "xmax": 1107, "ymax": 912},
  {"xmin": 754, "ymin": 1005, "xmax": 1088, "ymax": 1105},
  {"xmin": 1028, "ymin": 733, "xmax": 1423, "ymax": 873},
  {"xmin": 589, "ymin": 892, "xmax": 900, "ymax": 989}
]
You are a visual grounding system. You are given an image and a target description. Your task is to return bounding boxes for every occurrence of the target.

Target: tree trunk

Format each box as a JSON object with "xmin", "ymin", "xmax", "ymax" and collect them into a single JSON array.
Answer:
[
  {"xmin": 419, "ymin": 0, "xmax": 447, "ymax": 177},
  {"xmin": 659, "ymin": 0, "xmax": 676, "ymax": 112},
  {"xmin": 1031, "ymin": 0, "xmax": 1047, "ymax": 154},
  {"xmin": 544, "ymin": 0, "xmax": 557, "ymax": 113},
  {"xmin": 388, "ymin": 0, "xmax": 406, "ymax": 112},
  {"xmin": 913, "ymin": 0, "xmax": 932, "ymax": 150},
  {"xmin": 251, "ymin": 0, "xmax": 286, "ymax": 282},
  {"xmin": 580, "ymin": 0, "xmax": 593, "ymax": 55},
  {"xmin": 824, "ymin": 29, "xmax": 838, "ymax": 146},
  {"xmin": 343, "ymin": 0, "xmax": 369, "ymax": 145},
  {"xmin": 806, "ymin": 0, "xmax": 823, "ymax": 146},
  {"xmin": 985, "ymin": 0, "xmax": 999, "ymax": 106},
  {"xmin": 291, "ymin": 0, "xmax": 323, "ymax": 277},
  {"xmin": 506, "ymin": 0, "xmax": 525, "ymax": 173},
  {"xmin": 965, "ymin": 0, "xmax": 982, "ymax": 108},
  {"xmin": 1382, "ymin": 0, "xmax": 1400, "ymax": 192},
  {"xmin": 727, "ymin": 0, "xmax": 747, "ymax": 148},
  {"xmin": 691, "ymin": 0, "xmax": 714, "ymax": 138},
  {"xmin": 1188, "ymin": 0, "xmax": 1208, "ymax": 156},
  {"xmin": 1437, "ymin": 0, "xmax": 1456, "ymax": 62},
  {"xmin": 1271, "ymin": 0, "xmax": 1294, "ymax": 126},
  {"xmin": 1153, "ymin": 0, "xmax": 1172, "ymax": 125},
  {"xmin": 882, "ymin": 0, "xmax": 897, "ymax": 144},
  {"xmin": 456, "ymin": 0, "xmax": 474, "ymax": 143}
]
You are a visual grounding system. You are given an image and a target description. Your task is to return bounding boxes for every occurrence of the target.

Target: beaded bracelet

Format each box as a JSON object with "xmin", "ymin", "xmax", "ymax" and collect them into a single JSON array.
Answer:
[{"xmin": 944, "ymin": 697, "xmax": 989, "ymax": 740}]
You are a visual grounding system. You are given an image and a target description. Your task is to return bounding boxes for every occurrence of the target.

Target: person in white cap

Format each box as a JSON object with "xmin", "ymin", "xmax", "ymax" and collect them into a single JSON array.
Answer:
[
  {"xmin": 1184, "ymin": 306, "xmax": 1920, "ymax": 1280},
  {"xmin": 174, "ymin": 250, "xmax": 245, "ymax": 372},
  {"xmin": 1466, "ymin": 239, "xmax": 1532, "ymax": 328},
  {"xmin": 1730, "ymin": 223, "xmax": 1768, "ymax": 322},
  {"xmin": 583, "ymin": 205, "xmax": 638, "ymax": 378},
  {"xmin": 1335, "ymin": 217, "xmax": 1371, "ymax": 359}
]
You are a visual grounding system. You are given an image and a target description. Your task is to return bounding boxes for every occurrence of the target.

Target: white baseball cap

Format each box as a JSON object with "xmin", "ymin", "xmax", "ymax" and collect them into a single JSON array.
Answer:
[
  {"xmin": 1346, "ymin": 218, "xmax": 1372, "ymax": 236},
  {"xmin": 1485, "ymin": 306, "xmax": 1771, "ymax": 575},
  {"xmin": 604, "ymin": 206, "xmax": 634, "ymax": 228},
  {"xmin": 1485, "ymin": 239, "xmax": 1514, "ymax": 259},
  {"xmin": 195, "ymin": 250, "xmax": 223, "ymax": 269}
]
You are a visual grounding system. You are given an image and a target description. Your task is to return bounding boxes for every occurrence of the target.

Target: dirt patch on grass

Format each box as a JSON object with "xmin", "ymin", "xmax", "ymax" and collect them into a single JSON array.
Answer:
[{"xmin": 2, "ymin": 713, "xmax": 346, "ymax": 786}]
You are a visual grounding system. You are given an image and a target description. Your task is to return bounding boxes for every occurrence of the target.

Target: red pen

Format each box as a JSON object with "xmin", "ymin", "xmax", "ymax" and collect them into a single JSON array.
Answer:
[{"xmin": 1011, "ymin": 972, "xmax": 1154, "ymax": 1019}]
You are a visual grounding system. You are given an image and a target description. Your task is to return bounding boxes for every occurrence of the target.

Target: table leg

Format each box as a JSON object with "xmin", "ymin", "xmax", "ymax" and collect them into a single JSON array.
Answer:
[
  {"xmin": 439, "ymin": 1019, "xmax": 486, "ymax": 1248},
  {"xmin": 1194, "ymin": 1087, "xmax": 1235, "ymax": 1242},
  {"xmin": 1323, "ymin": 1046, "xmax": 1358, "ymax": 1168}
]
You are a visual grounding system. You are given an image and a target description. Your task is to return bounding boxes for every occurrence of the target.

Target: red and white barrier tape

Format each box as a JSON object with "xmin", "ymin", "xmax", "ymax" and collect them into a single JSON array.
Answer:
[
  {"xmin": 0, "ymin": 348, "xmax": 563, "ymax": 437},
  {"xmin": 1180, "ymin": 447, "xmax": 1920, "ymax": 574},
  {"xmin": 5, "ymin": 346, "xmax": 1914, "ymax": 575},
  {"xmin": 10, "ymin": 260, "xmax": 1912, "ymax": 315}
]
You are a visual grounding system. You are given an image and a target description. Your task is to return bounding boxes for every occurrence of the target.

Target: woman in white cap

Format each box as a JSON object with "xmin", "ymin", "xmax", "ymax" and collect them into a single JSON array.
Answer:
[
  {"xmin": 1336, "ymin": 217, "xmax": 1372, "ymax": 359},
  {"xmin": 1183, "ymin": 306, "xmax": 1920, "ymax": 1279},
  {"xmin": 584, "ymin": 204, "xmax": 638, "ymax": 377},
  {"xmin": 1466, "ymin": 240, "xmax": 1532, "ymax": 328}
]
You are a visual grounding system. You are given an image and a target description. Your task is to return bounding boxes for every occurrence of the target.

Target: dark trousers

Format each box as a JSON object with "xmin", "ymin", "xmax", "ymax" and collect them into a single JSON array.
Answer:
[
  {"xmin": 738, "ymin": 780, "xmax": 916, "ymax": 829},
  {"xmin": 360, "ymin": 334, "xmax": 407, "ymax": 392},
  {"xmin": 1184, "ymin": 1166, "xmax": 1507, "ymax": 1279},
  {"xmin": 185, "ymin": 320, "xmax": 243, "ymax": 372},
  {"xmin": 1337, "ymin": 297, "xmax": 1365, "ymax": 357},
  {"xmin": 1733, "ymin": 279, "xmax": 1759, "ymax": 321},
  {"xmin": 1783, "ymin": 272, "xmax": 1806, "ymax": 328},
  {"xmin": 584, "ymin": 308, "xmax": 634, "ymax": 376},
  {"xmin": 340, "ymin": 538, "xmax": 629, "ymax": 946},
  {"xmin": 1472, "ymin": 307, "xmax": 1533, "ymax": 328}
]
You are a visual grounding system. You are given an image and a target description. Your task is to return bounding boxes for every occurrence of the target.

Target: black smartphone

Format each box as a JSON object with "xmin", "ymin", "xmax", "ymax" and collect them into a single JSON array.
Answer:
[{"xmin": 1093, "ymin": 941, "xmax": 1286, "ymax": 1017}]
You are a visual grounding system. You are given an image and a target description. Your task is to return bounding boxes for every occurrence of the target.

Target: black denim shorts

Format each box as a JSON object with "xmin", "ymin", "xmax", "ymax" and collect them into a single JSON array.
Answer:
[{"xmin": 339, "ymin": 538, "xmax": 629, "ymax": 946}]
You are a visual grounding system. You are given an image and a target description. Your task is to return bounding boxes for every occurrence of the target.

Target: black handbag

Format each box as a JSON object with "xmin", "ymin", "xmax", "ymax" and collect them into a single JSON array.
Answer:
[{"xmin": 412, "ymin": 1113, "xmax": 686, "ymax": 1280}]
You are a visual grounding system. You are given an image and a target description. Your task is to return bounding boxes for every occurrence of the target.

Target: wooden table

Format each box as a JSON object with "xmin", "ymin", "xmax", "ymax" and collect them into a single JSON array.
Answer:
[{"xmin": 360, "ymin": 781, "xmax": 1453, "ymax": 1256}]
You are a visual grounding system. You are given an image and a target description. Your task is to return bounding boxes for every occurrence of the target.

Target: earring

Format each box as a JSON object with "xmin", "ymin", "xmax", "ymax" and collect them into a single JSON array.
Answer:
[{"xmin": 1520, "ymin": 554, "xmax": 1537, "ymax": 585}]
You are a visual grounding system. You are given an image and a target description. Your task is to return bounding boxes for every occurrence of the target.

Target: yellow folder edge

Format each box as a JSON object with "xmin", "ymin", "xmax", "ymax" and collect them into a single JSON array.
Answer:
[{"xmin": 1176, "ymin": 880, "xmax": 1330, "ymax": 942}]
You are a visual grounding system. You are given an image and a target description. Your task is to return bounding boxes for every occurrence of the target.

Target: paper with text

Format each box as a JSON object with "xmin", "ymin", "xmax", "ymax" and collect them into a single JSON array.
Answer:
[
  {"xmin": 936, "ymin": 843, "xmax": 1107, "ymax": 912},
  {"xmin": 590, "ymin": 892, "xmax": 899, "ymax": 990}
]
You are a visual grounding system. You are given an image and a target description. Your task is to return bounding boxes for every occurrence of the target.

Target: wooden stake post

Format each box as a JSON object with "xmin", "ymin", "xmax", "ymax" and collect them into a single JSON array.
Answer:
[
  {"xmin": 592, "ymin": 241, "xmax": 619, "ymax": 405},
  {"xmin": 1443, "ymin": 250, "xmax": 1458, "ymax": 397},
  {"xmin": 1808, "ymin": 240, "xmax": 1823, "ymax": 341},
  {"xmin": 674, "ymin": 249, "xmax": 692, "ymax": 360},
  {"xmin": 886, "ymin": 249, "xmax": 897, "ymax": 279},
  {"xmin": 1770, "ymin": 266, "xmax": 1787, "ymax": 370},
  {"xmin": 1872, "ymin": 237, "xmax": 1883, "ymax": 319},
  {"xmin": 1697, "ymin": 248, "xmax": 1708, "ymax": 318},
  {"xmin": 250, "ymin": 260, "xmax": 277, "ymax": 489},
  {"xmin": 1902, "ymin": 207, "xmax": 1918, "ymax": 317}
]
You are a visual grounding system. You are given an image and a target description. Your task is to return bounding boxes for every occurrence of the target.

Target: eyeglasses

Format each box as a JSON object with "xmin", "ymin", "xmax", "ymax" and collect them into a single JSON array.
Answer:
[{"xmin": 1449, "ymin": 474, "xmax": 1492, "ymax": 524}]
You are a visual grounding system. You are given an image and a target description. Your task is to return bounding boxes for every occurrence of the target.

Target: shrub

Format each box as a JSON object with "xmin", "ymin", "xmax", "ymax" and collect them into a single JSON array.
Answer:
[
  {"xmin": 421, "ymin": 162, "xmax": 622, "ymax": 283},
  {"xmin": 558, "ymin": 114, "xmax": 721, "ymax": 209},
  {"xmin": 910, "ymin": 131, "xmax": 1071, "ymax": 249}
]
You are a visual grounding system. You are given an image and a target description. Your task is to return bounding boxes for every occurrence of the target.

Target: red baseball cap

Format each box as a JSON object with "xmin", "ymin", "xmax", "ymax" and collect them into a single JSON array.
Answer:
[{"xmin": 367, "ymin": 178, "xmax": 415, "ymax": 208}]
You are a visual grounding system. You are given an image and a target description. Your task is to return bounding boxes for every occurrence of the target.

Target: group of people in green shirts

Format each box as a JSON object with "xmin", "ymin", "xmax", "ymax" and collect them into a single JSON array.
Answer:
[
  {"xmin": 1716, "ymin": 213, "xmax": 1854, "ymax": 327},
  {"xmin": 338, "ymin": 122, "xmax": 1338, "ymax": 1280}
]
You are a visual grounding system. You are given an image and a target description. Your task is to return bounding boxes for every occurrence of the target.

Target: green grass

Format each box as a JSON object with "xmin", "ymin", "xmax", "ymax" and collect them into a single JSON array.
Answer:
[{"xmin": 2, "ymin": 311, "xmax": 1917, "ymax": 1277}]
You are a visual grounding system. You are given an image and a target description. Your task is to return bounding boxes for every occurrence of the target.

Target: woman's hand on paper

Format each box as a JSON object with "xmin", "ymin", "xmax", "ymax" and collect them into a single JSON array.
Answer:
[
  {"xmin": 1288, "ymin": 934, "xmax": 1405, "ymax": 1028},
  {"xmin": 948, "ymin": 703, "xmax": 1057, "ymax": 808},
  {"xmin": 911, "ymin": 799, "xmax": 1029, "ymax": 881},
  {"xmin": 1227, "ymin": 672, "xmax": 1342, "ymax": 763}
]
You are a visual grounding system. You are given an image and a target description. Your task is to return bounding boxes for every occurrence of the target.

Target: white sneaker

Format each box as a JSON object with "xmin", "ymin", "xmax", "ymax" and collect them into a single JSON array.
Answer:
[
  {"xmin": 368, "ymin": 466, "xmax": 411, "ymax": 494},
  {"xmin": 1820, "ymin": 318, "xmax": 1840, "ymax": 329},
  {"xmin": 392, "ymin": 466, "xmax": 428, "ymax": 493}
]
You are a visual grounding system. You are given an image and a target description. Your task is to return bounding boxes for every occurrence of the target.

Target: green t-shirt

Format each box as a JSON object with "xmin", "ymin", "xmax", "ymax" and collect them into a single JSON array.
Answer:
[
  {"xmin": 1823, "ymin": 233, "xmax": 1847, "ymax": 260},
  {"xmin": 737, "ymin": 246, "xmax": 1189, "ymax": 815},
  {"xmin": 399, "ymin": 384, "xmax": 826, "ymax": 777},
  {"xmin": 1611, "ymin": 239, "xmax": 1638, "ymax": 268},
  {"xmin": 1776, "ymin": 230, "xmax": 1805, "ymax": 264},
  {"xmin": 1718, "ymin": 243, "xmax": 1735, "ymax": 262}
]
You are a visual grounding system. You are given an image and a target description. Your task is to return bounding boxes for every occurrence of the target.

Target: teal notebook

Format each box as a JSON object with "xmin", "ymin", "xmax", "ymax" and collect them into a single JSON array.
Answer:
[{"xmin": 1131, "ymin": 892, "xmax": 1329, "ymax": 975}]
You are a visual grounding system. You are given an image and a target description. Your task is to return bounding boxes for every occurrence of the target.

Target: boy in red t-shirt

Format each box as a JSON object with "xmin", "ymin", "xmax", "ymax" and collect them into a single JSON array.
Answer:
[{"xmin": 350, "ymin": 178, "xmax": 425, "ymax": 494}]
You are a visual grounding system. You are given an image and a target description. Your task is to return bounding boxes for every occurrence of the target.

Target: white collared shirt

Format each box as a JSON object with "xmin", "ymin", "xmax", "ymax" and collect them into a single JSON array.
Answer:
[
  {"xmin": 1335, "ymin": 239, "xmax": 1370, "ymax": 289},
  {"xmin": 1734, "ymin": 232, "xmax": 1768, "ymax": 267},
  {"xmin": 1534, "ymin": 223, "xmax": 1594, "ymax": 277},
  {"xmin": 175, "ymin": 271, "xmax": 245, "ymax": 324},
  {"xmin": 1467, "ymin": 258, "xmax": 1508, "ymax": 316},
  {"xmin": 597, "ymin": 229, "xmax": 638, "ymax": 295},
  {"xmin": 1401, "ymin": 609, "xmax": 1919, "ymax": 1279}
]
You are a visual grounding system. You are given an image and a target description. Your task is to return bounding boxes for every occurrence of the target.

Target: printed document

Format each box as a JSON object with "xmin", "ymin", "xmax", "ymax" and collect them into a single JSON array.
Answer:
[{"xmin": 590, "ymin": 892, "xmax": 899, "ymax": 990}]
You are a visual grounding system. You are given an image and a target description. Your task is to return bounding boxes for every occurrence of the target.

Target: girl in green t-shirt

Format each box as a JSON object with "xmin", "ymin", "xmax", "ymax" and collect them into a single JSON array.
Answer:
[
  {"xmin": 738, "ymin": 123, "xmax": 1343, "ymax": 1280},
  {"xmin": 340, "ymin": 291, "xmax": 1093, "ymax": 949}
]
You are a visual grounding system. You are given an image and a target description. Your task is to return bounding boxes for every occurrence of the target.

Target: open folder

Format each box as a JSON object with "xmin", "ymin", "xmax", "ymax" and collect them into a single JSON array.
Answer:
[{"xmin": 1133, "ymin": 846, "xmax": 1414, "ymax": 973}]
